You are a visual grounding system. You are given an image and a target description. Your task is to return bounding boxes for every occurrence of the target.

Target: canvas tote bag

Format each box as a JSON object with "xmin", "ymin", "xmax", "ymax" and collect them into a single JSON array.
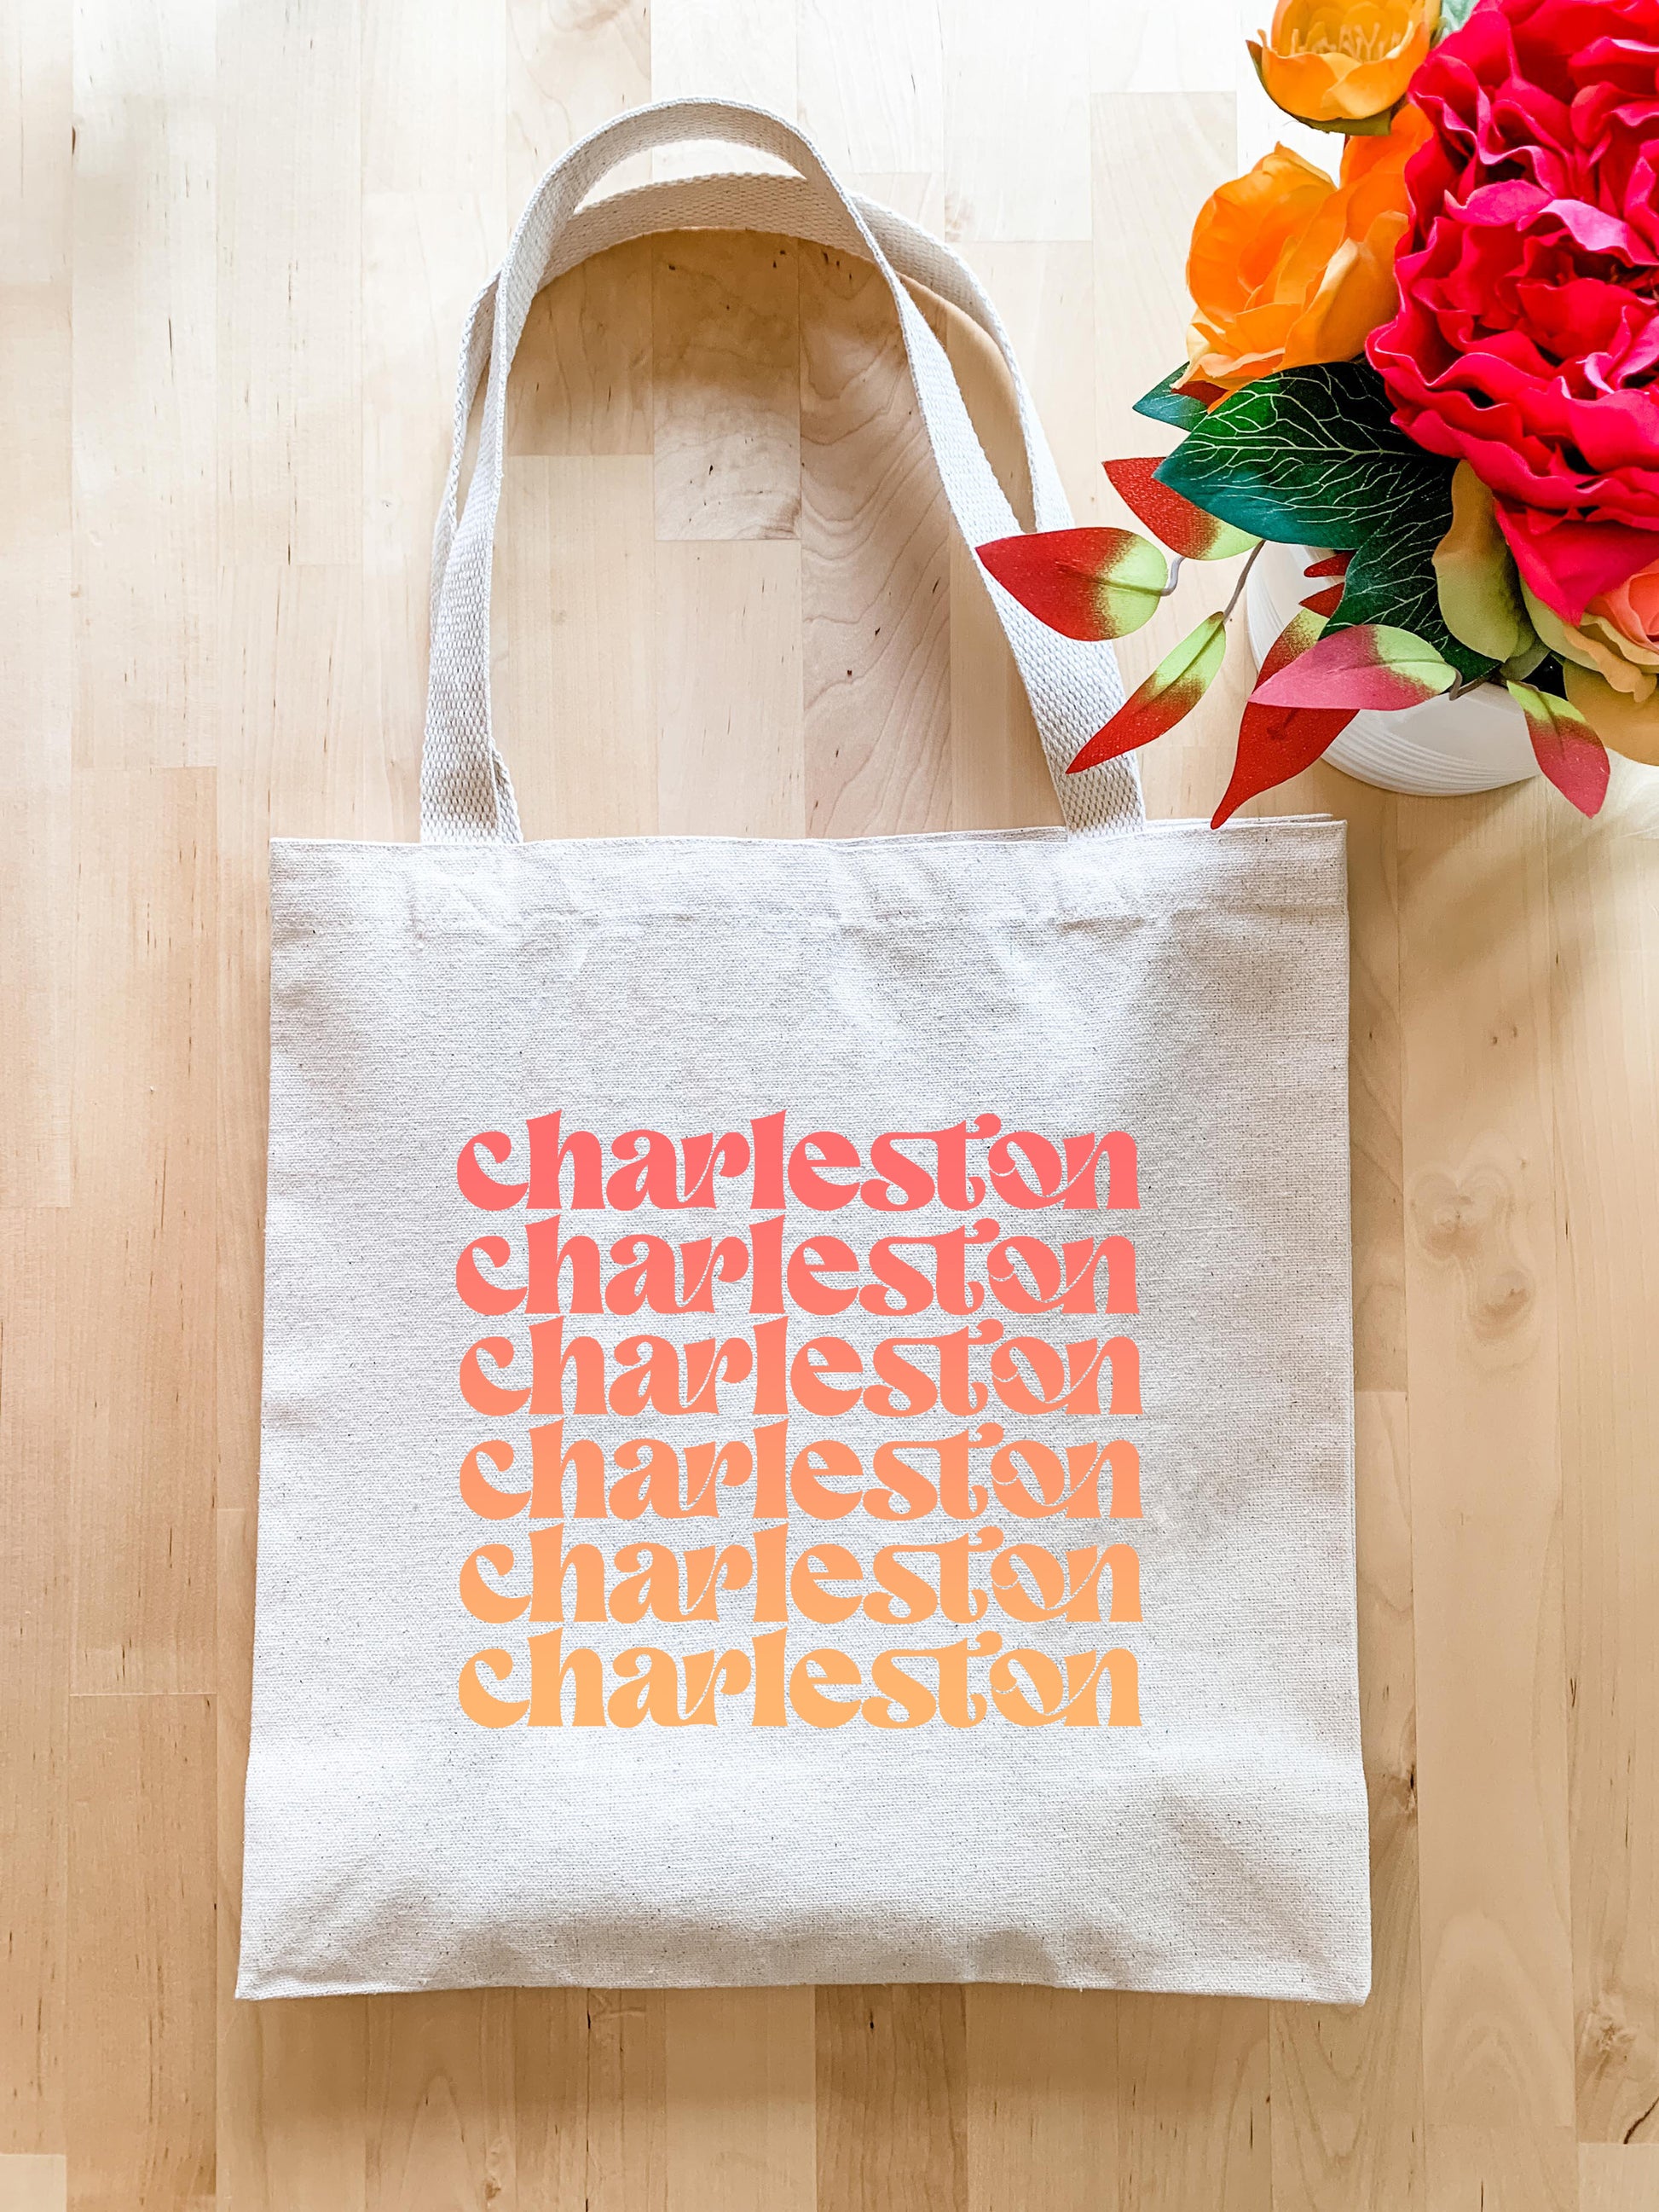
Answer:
[{"xmin": 238, "ymin": 98, "xmax": 1370, "ymax": 2002}]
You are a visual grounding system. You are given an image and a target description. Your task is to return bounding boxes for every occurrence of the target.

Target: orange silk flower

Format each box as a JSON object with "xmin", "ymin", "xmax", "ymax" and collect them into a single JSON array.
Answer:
[
  {"xmin": 1251, "ymin": 0, "xmax": 1438, "ymax": 128},
  {"xmin": 1184, "ymin": 102, "xmax": 1432, "ymax": 396}
]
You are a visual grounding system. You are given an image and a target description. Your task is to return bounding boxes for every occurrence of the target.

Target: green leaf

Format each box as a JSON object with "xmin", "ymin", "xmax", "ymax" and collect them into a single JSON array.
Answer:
[
  {"xmin": 1433, "ymin": 461, "xmax": 1536, "ymax": 663},
  {"xmin": 1154, "ymin": 360, "xmax": 1497, "ymax": 681},
  {"xmin": 1132, "ymin": 365, "xmax": 1216, "ymax": 433},
  {"xmin": 1500, "ymin": 638, "xmax": 1548, "ymax": 682},
  {"xmin": 1435, "ymin": 0, "xmax": 1483, "ymax": 38}
]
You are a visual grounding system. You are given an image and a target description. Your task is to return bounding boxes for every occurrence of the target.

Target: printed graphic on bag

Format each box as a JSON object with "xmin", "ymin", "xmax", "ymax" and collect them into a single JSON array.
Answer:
[{"xmin": 453, "ymin": 1111, "xmax": 1144, "ymax": 1733}]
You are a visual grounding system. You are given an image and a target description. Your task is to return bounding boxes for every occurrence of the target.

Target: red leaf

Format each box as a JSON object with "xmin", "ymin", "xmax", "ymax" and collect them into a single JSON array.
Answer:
[
  {"xmin": 1302, "ymin": 552, "xmax": 1351, "ymax": 580},
  {"xmin": 1176, "ymin": 375, "xmax": 1227, "ymax": 408},
  {"xmin": 1257, "ymin": 605, "xmax": 1327, "ymax": 683},
  {"xmin": 1212, "ymin": 704, "xmax": 1356, "ymax": 825},
  {"xmin": 1250, "ymin": 622, "xmax": 1458, "ymax": 710},
  {"xmin": 1535, "ymin": 726, "xmax": 1610, "ymax": 814},
  {"xmin": 1300, "ymin": 584, "xmax": 1345, "ymax": 617},
  {"xmin": 1068, "ymin": 612, "xmax": 1229, "ymax": 773},
  {"xmin": 1211, "ymin": 608, "xmax": 1354, "ymax": 825},
  {"xmin": 1507, "ymin": 680, "xmax": 1610, "ymax": 816},
  {"xmin": 1102, "ymin": 458, "xmax": 1257, "ymax": 560},
  {"xmin": 976, "ymin": 526, "xmax": 1165, "ymax": 640}
]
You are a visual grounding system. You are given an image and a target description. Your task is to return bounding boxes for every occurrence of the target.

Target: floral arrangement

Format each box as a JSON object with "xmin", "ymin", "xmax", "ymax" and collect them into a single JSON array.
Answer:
[{"xmin": 980, "ymin": 0, "xmax": 1659, "ymax": 820}]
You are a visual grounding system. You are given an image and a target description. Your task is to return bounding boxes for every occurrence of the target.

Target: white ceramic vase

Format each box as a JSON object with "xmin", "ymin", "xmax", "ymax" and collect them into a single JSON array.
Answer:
[{"xmin": 1245, "ymin": 537, "xmax": 1538, "ymax": 796}]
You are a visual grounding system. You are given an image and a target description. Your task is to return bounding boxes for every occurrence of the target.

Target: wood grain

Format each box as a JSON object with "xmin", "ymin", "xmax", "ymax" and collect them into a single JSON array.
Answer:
[
  {"xmin": 965, "ymin": 1987, "xmax": 1117, "ymax": 2212},
  {"xmin": 1116, "ymin": 1995, "xmax": 1270, "ymax": 2209},
  {"xmin": 664, "ymin": 1990, "xmax": 815, "ymax": 2212},
  {"xmin": 67, "ymin": 769, "xmax": 218, "ymax": 1697},
  {"xmin": 799, "ymin": 242, "xmax": 951, "ymax": 837},
  {"xmin": 5, "ymin": 3, "xmax": 1657, "ymax": 2205},
  {"xmin": 652, "ymin": 231, "xmax": 801, "ymax": 541},
  {"xmin": 1549, "ymin": 807, "xmax": 1659, "ymax": 2156},
  {"xmin": 1271, "ymin": 1394, "xmax": 1425, "ymax": 2211},
  {"xmin": 1399, "ymin": 790, "xmax": 1579, "ymax": 2212},
  {"xmin": 66, "ymin": 1694, "xmax": 216, "ymax": 2209},
  {"xmin": 817, "ymin": 1988, "xmax": 968, "ymax": 2212},
  {"xmin": 0, "ymin": 1217, "xmax": 68, "ymax": 2153}
]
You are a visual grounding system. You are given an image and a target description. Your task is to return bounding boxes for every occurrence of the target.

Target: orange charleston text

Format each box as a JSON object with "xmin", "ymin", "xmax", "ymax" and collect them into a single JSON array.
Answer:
[
  {"xmin": 450, "ymin": 1109, "xmax": 1146, "ymax": 1731},
  {"xmin": 460, "ymin": 1631, "xmax": 1142, "ymax": 1731}
]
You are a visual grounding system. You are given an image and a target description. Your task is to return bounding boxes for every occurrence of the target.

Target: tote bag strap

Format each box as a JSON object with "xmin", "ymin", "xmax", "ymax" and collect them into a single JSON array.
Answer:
[{"xmin": 423, "ymin": 98, "xmax": 1142, "ymax": 844}]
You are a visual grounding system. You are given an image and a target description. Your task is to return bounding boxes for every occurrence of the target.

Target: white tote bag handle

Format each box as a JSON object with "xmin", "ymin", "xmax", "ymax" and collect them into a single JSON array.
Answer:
[{"xmin": 423, "ymin": 98, "xmax": 1142, "ymax": 844}]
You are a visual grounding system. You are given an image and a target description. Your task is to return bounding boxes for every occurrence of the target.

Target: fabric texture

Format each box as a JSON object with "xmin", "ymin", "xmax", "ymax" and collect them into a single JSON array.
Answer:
[{"xmin": 238, "ymin": 100, "xmax": 1370, "ymax": 2002}]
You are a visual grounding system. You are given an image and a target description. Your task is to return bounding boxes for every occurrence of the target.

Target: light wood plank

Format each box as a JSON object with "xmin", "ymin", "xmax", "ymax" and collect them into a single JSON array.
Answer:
[
  {"xmin": 71, "ymin": 0, "xmax": 217, "ymax": 773},
  {"xmin": 1399, "ymin": 789, "xmax": 1578, "ymax": 2179},
  {"xmin": 1270, "ymin": 1394, "xmax": 1425, "ymax": 2210},
  {"xmin": 365, "ymin": 1992, "xmax": 516, "ymax": 2212},
  {"xmin": 584, "ymin": 1991, "xmax": 669, "ymax": 2212},
  {"xmin": 943, "ymin": 0, "xmax": 1091, "ymax": 242},
  {"xmin": 799, "ymin": 240, "xmax": 951, "ymax": 835},
  {"xmin": 816, "ymin": 1988, "xmax": 968, "ymax": 2212},
  {"xmin": 965, "ymin": 1987, "xmax": 1117, "ymax": 2212},
  {"xmin": 508, "ymin": 236, "xmax": 655, "ymax": 460},
  {"xmin": 217, "ymin": 0, "xmax": 361, "ymax": 566},
  {"xmin": 0, "ymin": 1, "xmax": 72, "ymax": 287},
  {"xmin": 1343, "ymin": 781, "xmax": 1409, "ymax": 1391},
  {"xmin": 652, "ymin": 232, "xmax": 802, "ymax": 542},
  {"xmin": 1090, "ymin": 0, "xmax": 1240, "ymax": 96},
  {"xmin": 959, "ymin": 242, "xmax": 1103, "ymax": 523},
  {"xmin": 655, "ymin": 540, "xmax": 805, "ymax": 838},
  {"xmin": 0, "ymin": 1, "xmax": 72, "ymax": 1206},
  {"xmin": 217, "ymin": 1507, "xmax": 368, "ymax": 2212},
  {"xmin": 361, "ymin": 0, "xmax": 506, "ymax": 197},
  {"xmin": 66, "ymin": 1695, "xmax": 215, "ymax": 2211},
  {"xmin": 0, "ymin": 2157, "xmax": 67, "ymax": 2212},
  {"xmin": 499, "ymin": 455, "xmax": 659, "ymax": 839},
  {"xmin": 1548, "ymin": 807, "xmax": 1659, "ymax": 2149},
  {"xmin": 361, "ymin": 189, "xmax": 501, "ymax": 833},
  {"xmin": 1116, "ymin": 1996, "xmax": 1271, "ymax": 2212},
  {"xmin": 0, "ymin": 1215, "xmax": 68, "ymax": 2153},
  {"xmin": 506, "ymin": 0, "xmax": 650, "ymax": 200},
  {"xmin": 1580, "ymin": 2145, "xmax": 1659, "ymax": 2211},
  {"xmin": 797, "ymin": 0, "xmax": 945, "ymax": 229},
  {"xmin": 0, "ymin": 790, "xmax": 72, "ymax": 1210},
  {"xmin": 0, "ymin": 0, "xmax": 71, "ymax": 721},
  {"xmin": 1425, "ymin": 2122, "xmax": 1578, "ymax": 2212},
  {"xmin": 510, "ymin": 1989, "xmax": 592, "ymax": 2206},
  {"xmin": 647, "ymin": 0, "xmax": 798, "ymax": 183},
  {"xmin": 67, "ymin": 771, "xmax": 217, "ymax": 1695},
  {"xmin": 664, "ymin": 1990, "xmax": 816, "ymax": 2212},
  {"xmin": 1089, "ymin": 92, "xmax": 1235, "ymax": 459}
]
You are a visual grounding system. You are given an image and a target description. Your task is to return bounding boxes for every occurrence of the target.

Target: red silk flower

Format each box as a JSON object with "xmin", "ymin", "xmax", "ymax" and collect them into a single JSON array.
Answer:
[{"xmin": 1367, "ymin": 0, "xmax": 1659, "ymax": 623}]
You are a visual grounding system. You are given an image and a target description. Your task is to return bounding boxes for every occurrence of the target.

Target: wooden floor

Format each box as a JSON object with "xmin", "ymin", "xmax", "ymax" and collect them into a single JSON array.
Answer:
[{"xmin": 4, "ymin": 2, "xmax": 1658, "ymax": 2207}]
